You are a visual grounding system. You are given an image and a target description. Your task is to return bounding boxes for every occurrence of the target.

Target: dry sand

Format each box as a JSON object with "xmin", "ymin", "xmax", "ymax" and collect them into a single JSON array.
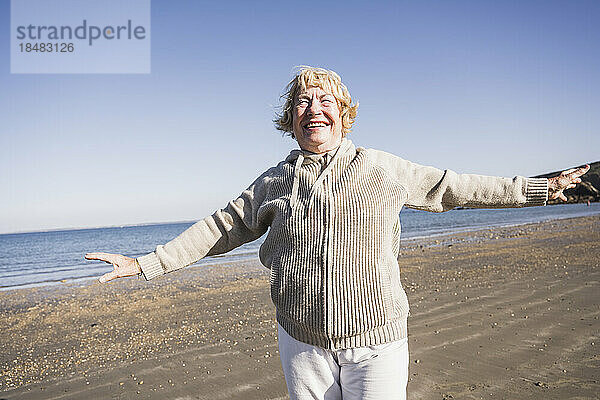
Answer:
[{"xmin": 1, "ymin": 215, "xmax": 598, "ymax": 399}]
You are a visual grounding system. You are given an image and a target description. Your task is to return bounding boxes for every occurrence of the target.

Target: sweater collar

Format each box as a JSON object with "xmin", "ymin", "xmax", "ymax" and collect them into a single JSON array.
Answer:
[
  {"xmin": 287, "ymin": 138, "xmax": 355, "ymax": 209},
  {"xmin": 286, "ymin": 138, "xmax": 354, "ymax": 165}
]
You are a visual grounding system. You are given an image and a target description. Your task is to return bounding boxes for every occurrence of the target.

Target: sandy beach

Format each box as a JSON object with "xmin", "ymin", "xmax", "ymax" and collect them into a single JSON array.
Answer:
[{"xmin": 1, "ymin": 215, "xmax": 598, "ymax": 399}]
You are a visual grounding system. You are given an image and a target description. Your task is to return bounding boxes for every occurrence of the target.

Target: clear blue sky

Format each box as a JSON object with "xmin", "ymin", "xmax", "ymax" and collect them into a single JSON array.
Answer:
[{"xmin": 1, "ymin": 0, "xmax": 598, "ymax": 234}]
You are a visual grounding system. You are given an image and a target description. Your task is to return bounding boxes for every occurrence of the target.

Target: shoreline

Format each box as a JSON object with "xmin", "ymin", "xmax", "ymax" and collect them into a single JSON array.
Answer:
[
  {"xmin": 2, "ymin": 199, "xmax": 598, "ymax": 237},
  {"xmin": 2, "ymin": 206, "xmax": 599, "ymax": 293},
  {"xmin": 1, "ymin": 215, "xmax": 598, "ymax": 399}
]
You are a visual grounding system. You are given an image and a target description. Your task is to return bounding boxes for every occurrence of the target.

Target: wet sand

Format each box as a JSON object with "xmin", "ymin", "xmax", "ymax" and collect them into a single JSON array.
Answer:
[{"xmin": 1, "ymin": 215, "xmax": 598, "ymax": 399}]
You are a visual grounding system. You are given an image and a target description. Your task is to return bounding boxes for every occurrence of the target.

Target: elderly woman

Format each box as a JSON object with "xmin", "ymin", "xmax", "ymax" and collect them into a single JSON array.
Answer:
[{"xmin": 86, "ymin": 66, "xmax": 588, "ymax": 400}]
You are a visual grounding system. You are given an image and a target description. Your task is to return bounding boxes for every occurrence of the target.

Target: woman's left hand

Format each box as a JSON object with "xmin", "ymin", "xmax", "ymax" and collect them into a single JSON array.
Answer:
[{"xmin": 547, "ymin": 165, "xmax": 590, "ymax": 201}]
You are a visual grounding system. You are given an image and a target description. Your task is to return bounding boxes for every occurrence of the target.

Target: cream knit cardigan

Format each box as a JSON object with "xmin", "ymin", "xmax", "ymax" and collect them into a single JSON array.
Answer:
[{"xmin": 137, "ymin": 139, "xmax": 548, "ymax": 349}]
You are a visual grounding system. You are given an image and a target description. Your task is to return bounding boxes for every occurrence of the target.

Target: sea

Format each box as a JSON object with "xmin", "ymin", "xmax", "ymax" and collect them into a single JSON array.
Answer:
[{"xmin": 1, "ymin": 202, "xmax": 598, "ymax": 291}]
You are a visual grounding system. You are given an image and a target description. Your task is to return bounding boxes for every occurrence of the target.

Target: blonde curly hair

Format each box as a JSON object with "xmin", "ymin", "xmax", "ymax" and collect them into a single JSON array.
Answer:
[{"xmin": 274, "ymin": 66, "xmax": 358, "ymax": 138}]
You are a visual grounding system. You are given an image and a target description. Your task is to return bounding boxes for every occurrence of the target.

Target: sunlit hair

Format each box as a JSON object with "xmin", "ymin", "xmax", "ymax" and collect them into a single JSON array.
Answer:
[{"xmin": 274, "ymin": 66, "xmax": 359, "ymax": 137}]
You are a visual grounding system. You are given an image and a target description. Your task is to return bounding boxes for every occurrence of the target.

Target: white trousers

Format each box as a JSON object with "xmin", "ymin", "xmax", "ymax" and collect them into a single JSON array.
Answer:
[{"xmin": 277, "ymin": 324, "xmax": 409, "ymax": 400}]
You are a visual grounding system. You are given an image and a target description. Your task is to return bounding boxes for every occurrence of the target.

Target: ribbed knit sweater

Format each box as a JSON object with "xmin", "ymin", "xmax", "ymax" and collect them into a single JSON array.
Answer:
[{"xmin": 137, "ymin": 139, "xmax": 548, "ymax": 349}]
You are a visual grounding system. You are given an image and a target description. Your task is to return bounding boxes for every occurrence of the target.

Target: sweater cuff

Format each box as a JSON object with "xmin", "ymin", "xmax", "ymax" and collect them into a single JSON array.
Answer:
[
  {"xmin": 524, "ymin": 178, "xmax": 548, "ymax": 206},
  {"xmin": 137, "ymin": 252, "xmax": 165, "ymax": 280}
]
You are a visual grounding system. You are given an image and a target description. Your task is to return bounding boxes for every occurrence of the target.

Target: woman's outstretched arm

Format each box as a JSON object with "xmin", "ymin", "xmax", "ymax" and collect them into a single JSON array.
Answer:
[
  {"xmin": 85, "ymin": 166, "xmax": 278, "ymax": 283},
  {"xmin": 368, "ymin": 149, "xmax": 589, "ymax": 212}
]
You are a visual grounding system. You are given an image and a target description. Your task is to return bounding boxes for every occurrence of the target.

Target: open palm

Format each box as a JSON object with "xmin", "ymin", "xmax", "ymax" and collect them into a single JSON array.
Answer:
[
  {"xmin": 548, "ymin": 165, "xmax": 590, "ymax": 201},
  {"xmin": 85, "ymin": 252, "xmax": 141, "ymax": 283}
]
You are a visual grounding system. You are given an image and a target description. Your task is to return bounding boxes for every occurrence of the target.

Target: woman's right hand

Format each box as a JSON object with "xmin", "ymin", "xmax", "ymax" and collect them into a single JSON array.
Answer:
[{"xmin": 85, "ymin": 252, "xmax": 142, "ymax": 283}]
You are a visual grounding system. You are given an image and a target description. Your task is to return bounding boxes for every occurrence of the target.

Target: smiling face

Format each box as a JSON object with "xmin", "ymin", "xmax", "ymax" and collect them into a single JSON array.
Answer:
[{"xmin": 292, "ymin": 86, "xmax": 343, "ymax": 154}]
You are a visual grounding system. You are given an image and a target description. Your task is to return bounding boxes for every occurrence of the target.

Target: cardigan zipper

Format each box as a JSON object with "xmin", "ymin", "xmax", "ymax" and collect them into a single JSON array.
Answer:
[{"xmin": 324, "ymin": 174, "xmax": 334, "ymax": 342}]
